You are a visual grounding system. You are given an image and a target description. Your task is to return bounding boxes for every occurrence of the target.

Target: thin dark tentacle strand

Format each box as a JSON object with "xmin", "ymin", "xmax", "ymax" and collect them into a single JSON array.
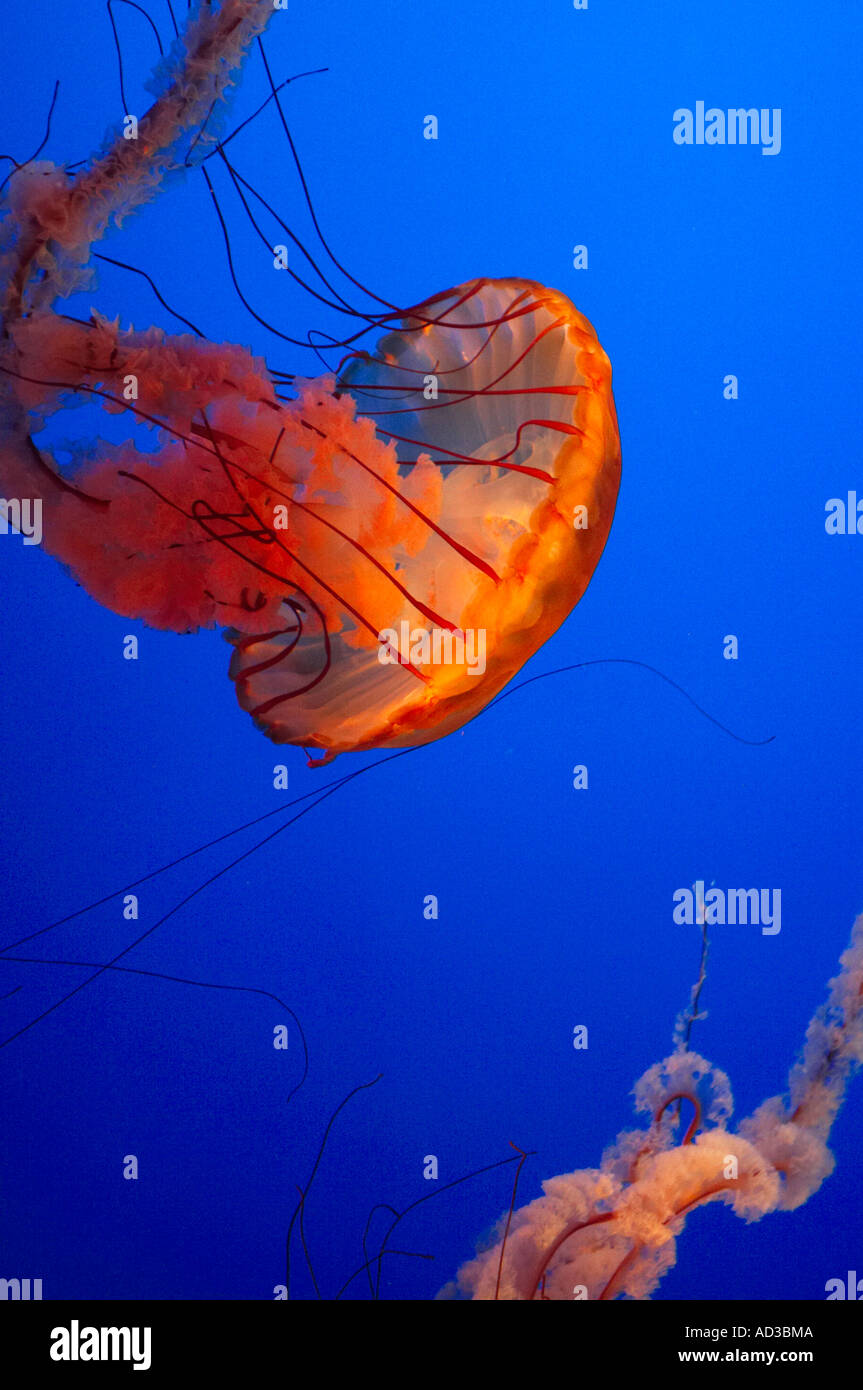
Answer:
[
  {"xmin": 483, "ymin": 658, "xmax": 775, "ymax": 747},
  {"xmin": 0, "ymin": 953, "xmax": 309, "ymax": 1105},
  {"xmin": 0, "ymin": 770, "xmax": 388, "ymax": 1053},
  {"xmin": 112, "ymin": 0, "xmax": 165, "ymax": 57},
  {"xmin": 0, "ymin": 80, "xmax": 61, "ymax": 197},
  {"xmin": 494, "ymin": 1142, "xmax": 529, "ymax": 1300},
  {"xmin": 363, "ymin": 1149, "xmax": 537, "ymax": 1301},
  {"xmin": 285, "ymin": 1074, "xmax": 383, "ymax": 1298},
  {"xmin": 94, "ymin": 251, "xmax": 205, "ymax": 336}
]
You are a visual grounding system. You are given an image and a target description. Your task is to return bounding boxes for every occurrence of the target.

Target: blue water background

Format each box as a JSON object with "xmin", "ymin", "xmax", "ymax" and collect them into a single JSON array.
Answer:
[{"xmin": 0, "ymin": 0, "xmax": 860, "ymax": 1300}]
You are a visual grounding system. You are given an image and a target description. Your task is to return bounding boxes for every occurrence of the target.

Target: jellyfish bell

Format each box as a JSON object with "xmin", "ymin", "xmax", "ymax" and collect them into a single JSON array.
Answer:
[
  {"xmin": 0, "ymin": 0, "xmax": 620, "ymax": 765},
  {"xmin": 227, "ymin": 277, "xmax": 621, "ymax": 760}
]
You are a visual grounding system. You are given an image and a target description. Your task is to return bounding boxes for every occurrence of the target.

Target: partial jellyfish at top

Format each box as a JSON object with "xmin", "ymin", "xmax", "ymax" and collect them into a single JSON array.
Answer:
[{"xmin": 0, "ymin": 0, "xmax": 620, "ymax": 765}]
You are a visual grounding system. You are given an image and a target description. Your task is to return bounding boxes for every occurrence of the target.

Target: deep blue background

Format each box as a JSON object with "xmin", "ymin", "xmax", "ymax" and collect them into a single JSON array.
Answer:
[{"xmin": 0, "ymin": 0, "xmax": 861, "ymax": 1301}]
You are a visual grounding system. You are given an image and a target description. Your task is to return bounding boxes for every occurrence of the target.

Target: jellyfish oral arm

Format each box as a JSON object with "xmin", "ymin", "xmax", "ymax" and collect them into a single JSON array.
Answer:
[
  {"xmin": 3, "ymin": 1, "xmax": 277, "ymax": 322},
  {"xmin": 453, "ymin": 913, "xmax": 863, "ymax": 1300}
]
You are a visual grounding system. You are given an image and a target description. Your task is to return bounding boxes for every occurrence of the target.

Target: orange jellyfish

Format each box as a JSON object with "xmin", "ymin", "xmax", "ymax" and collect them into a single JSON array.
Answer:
[
  {"xmin": 446, "ymin": 912, "xmax": 863, "ymax": 1300},
  {"xmin": 0, "ymin": 0, "xmax": 620, "ymax": 764}
]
